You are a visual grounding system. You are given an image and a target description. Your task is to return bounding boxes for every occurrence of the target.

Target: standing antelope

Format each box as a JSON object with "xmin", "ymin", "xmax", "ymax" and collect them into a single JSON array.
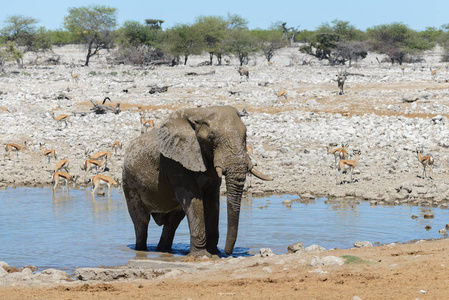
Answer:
[
  {"xmin": 430, "ymin": 67, "xmax": 437, "ymax": 81},
  {"xmin": 416, "ymin": 148, "xmax": 434, "ymax": 179},
  {"xmin": 336, "ymin": 70, "xmax": 347, "ymax": 95},
  {"xmin": 40, "ymin": 143, "xmax": 57, "ymax": 163},
  {"xmin": 276, "ymin": 90, "xmax": 288, "ymax": 101},
  {"xmin": 336, "ymin": 150, "xmax": 361, "ymax": 184},
  {"xmin": 5, "ymin": 141, "xmax": 27, "ymax": 160},
  {"xmin": 327, "ymin": 143, "xmax": 349, "ymax": 167},
  {"xmin": 50, "ymin": 112, "xmax": 72, "ymax": 128},
  {"xmin": 52, "ymin": 171, "xmax": 78, "ymax": 192},
  {"xmin": 112, "ymin": 141, "xmax": 122, "ymax": 156},
  {"xmin": 140, "ymin": 113, "xmax": 154, "ymax": 133},
  {"xmin": 89, "ymin": 174, "xmax": 119, "ymax": 198},
  {"xmin": 54, "ymin": 159, "xmax": 70, "ymax": 173},
  {"xmin": 71, "ymin": 71, "xmax": 79, "ymax": 84}
]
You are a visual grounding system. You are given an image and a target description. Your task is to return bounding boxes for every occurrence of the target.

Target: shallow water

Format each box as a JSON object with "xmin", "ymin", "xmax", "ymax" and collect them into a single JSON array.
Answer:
[{"xmin": 0, "ymin": 187, "xmax": 448, "ymax": 272}]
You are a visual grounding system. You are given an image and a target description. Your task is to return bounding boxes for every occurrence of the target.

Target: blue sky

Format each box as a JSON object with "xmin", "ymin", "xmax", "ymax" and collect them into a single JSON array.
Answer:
[{"xmin": 0, "ymin": 0, "xmax": 446, "ymax": 31}]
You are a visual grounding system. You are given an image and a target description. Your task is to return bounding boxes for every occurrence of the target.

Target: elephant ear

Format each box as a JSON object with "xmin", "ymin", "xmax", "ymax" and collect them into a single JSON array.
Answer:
[{"xmin": 156, "ymin": 117, "xmax": 207, "ymax": 172}]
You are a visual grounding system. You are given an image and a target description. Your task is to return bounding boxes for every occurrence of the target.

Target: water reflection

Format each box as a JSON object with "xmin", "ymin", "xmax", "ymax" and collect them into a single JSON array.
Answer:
[{"xmin": 1, "ymin": 188, "xmax": 449, "ymax": 272}]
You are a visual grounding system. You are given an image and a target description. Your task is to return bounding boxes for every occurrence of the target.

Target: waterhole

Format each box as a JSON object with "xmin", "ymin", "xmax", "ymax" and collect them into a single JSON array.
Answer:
[{"xmin": 0, "ymin": 187, "xmax": 447, "ymax": 272}]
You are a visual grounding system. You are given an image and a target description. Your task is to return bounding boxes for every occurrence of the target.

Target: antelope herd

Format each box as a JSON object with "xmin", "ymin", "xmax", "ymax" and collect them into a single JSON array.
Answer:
[{"xmin": 2, "ymin": 61, "xmax": 442, "ymax": 202}]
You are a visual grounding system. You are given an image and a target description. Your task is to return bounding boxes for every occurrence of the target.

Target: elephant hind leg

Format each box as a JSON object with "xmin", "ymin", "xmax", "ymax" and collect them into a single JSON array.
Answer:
[{"xmin": 156, "ymin": 210, "xmax": 185, "ymax": 252}]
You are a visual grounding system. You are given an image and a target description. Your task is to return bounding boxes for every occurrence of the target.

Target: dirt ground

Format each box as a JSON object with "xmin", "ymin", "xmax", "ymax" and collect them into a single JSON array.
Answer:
[{"xmin": 2, "ymin": 238, "xmax": 449, "ymax": 299}]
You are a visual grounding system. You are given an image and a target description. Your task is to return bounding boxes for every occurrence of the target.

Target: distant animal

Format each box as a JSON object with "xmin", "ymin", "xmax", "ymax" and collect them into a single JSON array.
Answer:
[
  {"xmin": 82, "ymin": 158, "xmax": 107, "ymax": 180},
  {"xmin": 430, "ymin": 67, "xmax": 437, "ymax": 81},
  {"xmin": 50, "ymin": 112, "xmax": 72, "ymax": 128},
  {"xmin": 336, "ymin": 70, "xmax": 347, "ymax": 95},
  {"xmin": 88, "ymin": 150, "xmax": 112, "ymax": 162},
  {"xmin": 416, "ymin": 148, "xmax": 434, "ymax": 179},
  {"xmin": 276, "ymin": 90, "xmax": 288, "ymax": 100},
  {"xmin": 54, "ymin": 159, "xmax": 70, "ymax": 173},
  {"xmin": 4, "ymin": 141, "xmax": 27, "ymax": 160},
  {"xmin": 238, "ymin": 66, "xmax": 249, "ymax": 82},
  {"xmin": 336, "ymin": 150, "xmax": 361, "ymax": 184},
  {"xmin": 71, "ymin": 71, "xmax": 79, "ymax": 83},
  {"xmin": 240, "ymin": 107, "xmax": 249, "ymax": 117},
  {"xmin": 112, "ymin": 141, "xmax": 122, "ymax": 156},
  {"xmin": 140, "ymin": 112, "xmax": 155, "ymax": 133},
  {"xmin": 40, "ymin": 143, "xmax": 57, "ymax": 163},
  {"xmin": 327, "ymin": 143, "xmax": 349, "ymax": 167}
]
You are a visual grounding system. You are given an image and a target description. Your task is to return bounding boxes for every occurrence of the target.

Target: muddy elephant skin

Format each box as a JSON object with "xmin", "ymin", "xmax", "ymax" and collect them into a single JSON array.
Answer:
[{"xmin": 122, "ymin": 106, "xmax": 271, "ymax": 257}]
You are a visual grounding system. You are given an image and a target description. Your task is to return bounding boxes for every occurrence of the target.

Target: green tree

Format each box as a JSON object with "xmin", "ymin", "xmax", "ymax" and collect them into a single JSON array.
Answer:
[
  {"xmin": 367, "ymin": 22, "xmax": 432, "ymax": 65},
  {"xmin": 165, "ymin": 24, "xmax": 203, "ymax": 65},
  {"xmin": 225, "ymin": 28, "xmax": 259, "ymax": 66},
  {"xmin": 1, "ymin": 15, "xmax": 52, "ymax": 65},
  {"xmin": 1, "ymin": 15, "xmax": 38, "ymax": 45},
  {"xmin": 251, "ymin": 29, "xmax": 286, "ymax": 62},
  {"xmin": 195, "ymin": 16, "xmax": 228, "ymax": 65},
  {"xmin": 64, "ymin": 5, "xmax": 117, "ymax": 66},
  {"xmin": 116, "ymin": 20, "xmax": 166, "ymax": 48},
  {"xmin": 0, "ymin": 41, "xmax": 23, "ymax": 72},
  {"xmin": 300, "ymin": 20, "xmax": 367, "ymax": 65}
]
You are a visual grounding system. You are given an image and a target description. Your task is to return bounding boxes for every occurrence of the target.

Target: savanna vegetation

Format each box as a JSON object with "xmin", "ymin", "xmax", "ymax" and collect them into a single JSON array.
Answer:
[{"xmin": 2, "ymin": 4, "xmax": 449, "ymax": 69}]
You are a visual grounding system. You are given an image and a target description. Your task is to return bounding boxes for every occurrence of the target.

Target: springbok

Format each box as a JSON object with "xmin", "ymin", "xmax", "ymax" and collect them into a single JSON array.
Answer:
[
  {"xmin": 336, "ymin": 150, "xmax": 361, "ymax": 184},
  {"xmin": 416, "ymin": 148, "xmax": 434, "ymax": 179}
]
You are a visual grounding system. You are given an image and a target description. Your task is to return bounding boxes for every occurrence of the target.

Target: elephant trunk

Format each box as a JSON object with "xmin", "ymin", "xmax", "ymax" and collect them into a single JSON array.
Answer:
[{"xmin": 224, "ymin": 175, "xmax": 245, "ymax": 255}]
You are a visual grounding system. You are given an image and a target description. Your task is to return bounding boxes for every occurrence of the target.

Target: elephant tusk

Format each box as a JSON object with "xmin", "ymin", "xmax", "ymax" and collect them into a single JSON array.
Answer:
[
  {"xmin": 250, "ymin": 167, "xmax": 273, "ymax": 181},
  {"xmin": 216, "ymin": 166, "xmax": 223, "ymax": 178}
]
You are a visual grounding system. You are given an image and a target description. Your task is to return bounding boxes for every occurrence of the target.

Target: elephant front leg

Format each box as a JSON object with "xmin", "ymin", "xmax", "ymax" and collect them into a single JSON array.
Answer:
[
  {"xmin": 184, "ymin": 197, "xmax": 210, "ymax": 257},
  {"xmin": 156, "ymin": 210, "xmax": 185, "ymax": 252},
  {"xmin": 204, "ymin": 185, "xmax": 221, "ymax": 255}
]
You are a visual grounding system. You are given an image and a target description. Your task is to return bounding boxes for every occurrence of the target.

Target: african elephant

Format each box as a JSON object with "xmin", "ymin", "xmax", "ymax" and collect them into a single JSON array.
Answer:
[{"xmin": 122, "ymin": 106, "xmax": 272, "ymax": 257}]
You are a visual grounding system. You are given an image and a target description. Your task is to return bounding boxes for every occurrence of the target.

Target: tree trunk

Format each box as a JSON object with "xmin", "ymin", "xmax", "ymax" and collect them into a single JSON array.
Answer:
[{"xmin": 209, "ymin": 52, "xmax": 214, "ymax": 65}]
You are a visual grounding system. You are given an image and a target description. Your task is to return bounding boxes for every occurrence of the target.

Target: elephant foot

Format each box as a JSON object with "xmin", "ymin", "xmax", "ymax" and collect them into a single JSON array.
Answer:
[
  {"xmin": 156, "ymin": 244, "xmax": 172, "ymax": 253},
  {"xmin": 206, "ymin": 246, "xmax": 221, "ymax": 255},
  {"xmin": 135, "ymin": 243, "xmax": 148, "ymax": 251},
  {"xmin": 188, "ymin": 249, "xmax": 212, "ymax": 258}
]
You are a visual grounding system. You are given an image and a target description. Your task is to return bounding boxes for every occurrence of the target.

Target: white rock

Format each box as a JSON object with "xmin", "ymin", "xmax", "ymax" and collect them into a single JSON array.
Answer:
[{"xmin": 310, "ymin": 256, "xmax": 345, "ymax": 267}]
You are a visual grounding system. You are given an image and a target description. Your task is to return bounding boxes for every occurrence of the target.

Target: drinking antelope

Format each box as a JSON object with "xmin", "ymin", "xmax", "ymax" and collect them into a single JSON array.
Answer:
[
  {"xmin": 89, "ymin": 174, "xmax": 119, "ymax": 198},
  {"xmin": 52, "ymin": 171, "xmax": 78, "ymax": 192},
  {"xmin": 40, "ymin": 143, "xmax": 57, "ymax": 163},
  {"xmin": 336, "ymin": 150, "xmax": 361, "ymax": 184},
  {"xmin": 416, "ymin": 148, "xmax": 434, "ymax": 179},
  {"xmin": 5, "ymin": 141, "xmax": 27, "ymax": 160}
]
